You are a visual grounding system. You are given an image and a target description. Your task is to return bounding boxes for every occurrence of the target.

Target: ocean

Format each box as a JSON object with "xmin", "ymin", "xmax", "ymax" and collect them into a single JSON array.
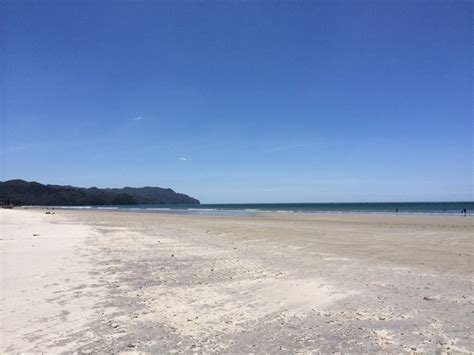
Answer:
[{"xmin": 56, "ymin": 202, "xmax": 474, "ymax": 216}]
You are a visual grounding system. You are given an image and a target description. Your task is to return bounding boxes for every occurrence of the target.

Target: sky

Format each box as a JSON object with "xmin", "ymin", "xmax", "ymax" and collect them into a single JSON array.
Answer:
[{"xmin": 1, "ymin": 0, "xmax": 472, "ymax": 203}]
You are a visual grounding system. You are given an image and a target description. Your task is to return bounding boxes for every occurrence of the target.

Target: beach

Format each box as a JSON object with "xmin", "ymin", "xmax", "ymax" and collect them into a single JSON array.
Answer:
[{"xmin": 1, "ymin": 209, "xmax": 472, "ymax": 352}]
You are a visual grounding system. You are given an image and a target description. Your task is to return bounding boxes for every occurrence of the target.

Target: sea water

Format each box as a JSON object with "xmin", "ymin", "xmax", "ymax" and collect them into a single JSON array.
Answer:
[{"xmin": 55, "ymin": 202, "xmax": 474, "ymax": 216}]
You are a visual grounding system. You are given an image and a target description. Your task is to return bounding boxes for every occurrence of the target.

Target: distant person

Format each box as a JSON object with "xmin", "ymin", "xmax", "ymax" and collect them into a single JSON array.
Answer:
[
  {"xmin": 395, "ymin": 208, "xmax": 398, "ymax": 214},
  {"xmin": 463, "ymin": 208, "xmax": 467, "ymax": 216}
]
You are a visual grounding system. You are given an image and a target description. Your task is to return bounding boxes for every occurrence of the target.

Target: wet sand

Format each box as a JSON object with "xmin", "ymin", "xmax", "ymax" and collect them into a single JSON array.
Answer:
[{"xmin": 1, "ymin": 209, "xmax": 472, "ymax": 352}]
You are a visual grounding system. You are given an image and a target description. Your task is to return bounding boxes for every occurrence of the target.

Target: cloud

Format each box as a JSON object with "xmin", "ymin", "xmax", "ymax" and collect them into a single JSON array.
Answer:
[
  {"xmin": 134, "ymin": 116, "xmax": 144, "ymax": 121},
  {"xmin": 0, "ymin": 143, "xmax": 39, "ymax": 156},
  {"xmin": 178, "ymin": 157, "xmax": 187, "ymax": 161},
  {"xmin": 7, "ymin": 144, "xmax": 33, "ymax": 153}
]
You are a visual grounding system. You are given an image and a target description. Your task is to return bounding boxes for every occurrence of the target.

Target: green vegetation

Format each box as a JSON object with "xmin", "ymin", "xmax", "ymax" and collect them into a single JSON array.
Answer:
[{"xmin": 0, "ymin": 180, "xmax": 200, "ymax": 206}]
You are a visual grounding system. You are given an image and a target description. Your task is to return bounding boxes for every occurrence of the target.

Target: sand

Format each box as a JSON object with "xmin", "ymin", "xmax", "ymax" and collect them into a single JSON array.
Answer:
[{"xmin": 0, "ymin": 209, "xmax": 472, "ymax": 352}]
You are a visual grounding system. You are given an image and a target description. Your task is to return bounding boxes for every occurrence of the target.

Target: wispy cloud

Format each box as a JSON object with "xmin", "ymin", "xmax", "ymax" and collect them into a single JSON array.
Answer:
[
  {"xmin": 0, "ymin": 143, "xmax": 35, "ymax": 156},
  {"xmin": 7, "ymin": 144, "xmax": 34, "ymax": 153},
  {"xmin": 178, "ymin": 157, "xmax": 188, "ymax": 161},
  {"xmin": 134, "ymin": 116, "xmax": 144, "ymax": 121}
]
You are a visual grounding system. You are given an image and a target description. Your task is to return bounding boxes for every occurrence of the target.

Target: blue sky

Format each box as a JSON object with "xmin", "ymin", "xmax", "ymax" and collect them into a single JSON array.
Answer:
[{"xmin": 1, "ymin": 0, "xmax": 472, "ymax": 203}]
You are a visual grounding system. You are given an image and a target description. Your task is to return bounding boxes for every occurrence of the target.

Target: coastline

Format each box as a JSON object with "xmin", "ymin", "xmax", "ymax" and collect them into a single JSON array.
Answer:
[
  {"xmin": 23, "ymin": 202, "xmax": 474, "ymax": 217},
  {"xmin": 1, "ymin": 209, "xmax": 473, "ymax": 352}
]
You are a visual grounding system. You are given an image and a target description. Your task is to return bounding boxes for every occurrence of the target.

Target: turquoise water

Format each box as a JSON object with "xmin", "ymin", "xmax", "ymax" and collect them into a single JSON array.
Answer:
[{"xmin": 59, "ymin": 202, "xmax": 474, "ymax": 216}]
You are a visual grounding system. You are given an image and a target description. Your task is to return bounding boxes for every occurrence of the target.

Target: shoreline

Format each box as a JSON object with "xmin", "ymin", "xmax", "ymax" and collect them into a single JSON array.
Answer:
[
  {"xmin": 18, "ymin": 205, "xmax": 474, "ymax": 217},
  {"xmin": 1, "ymin": 209, "xmax": 473, "ymax": 352}
]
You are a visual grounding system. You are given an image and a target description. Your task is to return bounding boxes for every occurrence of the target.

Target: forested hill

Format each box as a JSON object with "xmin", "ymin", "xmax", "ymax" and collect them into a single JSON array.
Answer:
[{"xmin": 0, "ymin": 179, "xmax": 200, "ymax": 206}]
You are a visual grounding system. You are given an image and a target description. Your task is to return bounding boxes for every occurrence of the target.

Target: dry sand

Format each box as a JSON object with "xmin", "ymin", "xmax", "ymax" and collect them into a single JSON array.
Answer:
[{"xmin": 0, "ymin": 209, "xmax": 472, "ymax": 352}]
